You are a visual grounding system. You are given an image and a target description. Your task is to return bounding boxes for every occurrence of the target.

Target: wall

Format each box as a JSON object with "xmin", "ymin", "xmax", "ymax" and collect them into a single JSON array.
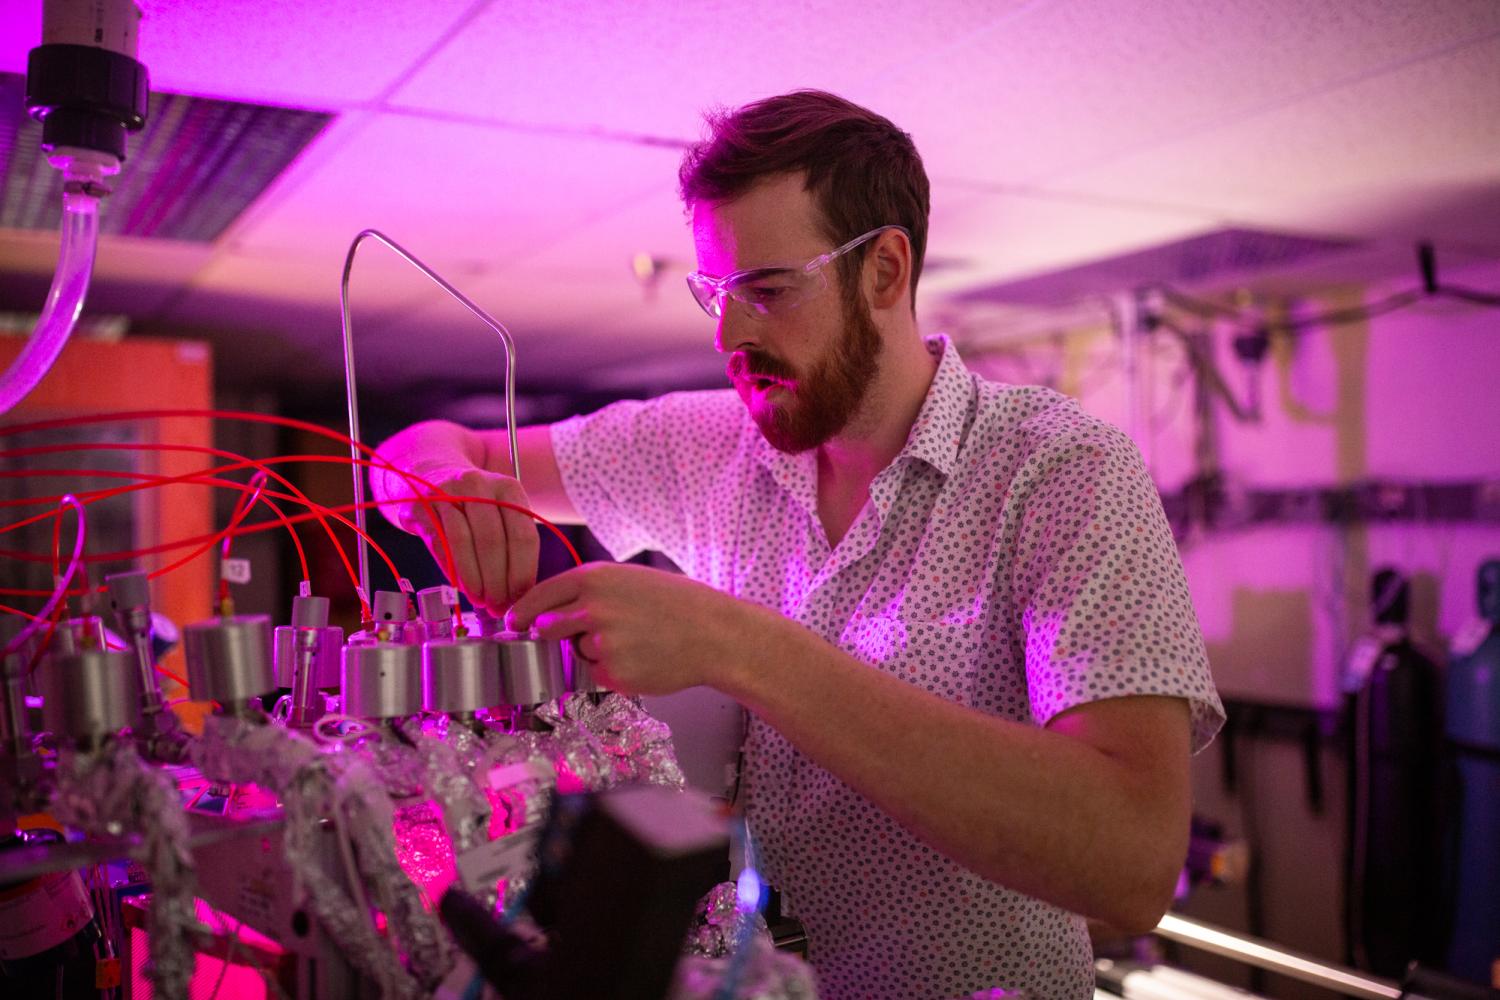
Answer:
[{"xmin": 957, "ymin": 258, "xmax": 1500, "ymax": 989}]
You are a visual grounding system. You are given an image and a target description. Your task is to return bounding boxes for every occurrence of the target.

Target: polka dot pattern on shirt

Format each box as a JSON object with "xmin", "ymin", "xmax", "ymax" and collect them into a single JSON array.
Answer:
[{"xmin": 552, "ymin": 335, "xmax": 1225, "ymax": 1000}]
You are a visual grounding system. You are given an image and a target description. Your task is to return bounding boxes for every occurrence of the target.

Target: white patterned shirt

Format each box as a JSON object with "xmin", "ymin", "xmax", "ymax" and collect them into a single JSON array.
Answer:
[{"xmin": 551, "ymin": 334, "xmax": 1224, "ymax": 1000}]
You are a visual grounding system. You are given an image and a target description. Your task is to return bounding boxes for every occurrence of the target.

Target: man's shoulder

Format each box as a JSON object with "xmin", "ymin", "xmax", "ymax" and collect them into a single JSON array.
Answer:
[{"xmin": 968, "ymin": 378, "xmax": 1134, "ymax": 463}]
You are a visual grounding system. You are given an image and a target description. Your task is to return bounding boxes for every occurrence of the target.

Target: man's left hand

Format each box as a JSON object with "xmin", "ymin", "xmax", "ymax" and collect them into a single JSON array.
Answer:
[{"xmin": 503, "ymin": 563, "xmax": 764, "ymax": 695}]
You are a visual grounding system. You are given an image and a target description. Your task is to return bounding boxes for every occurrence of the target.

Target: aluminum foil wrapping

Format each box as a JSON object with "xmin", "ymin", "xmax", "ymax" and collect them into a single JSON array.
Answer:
[
  {"xmin": 51, "ymin": 740, "xmax": 195, "ymax": 1000},
  {"xmin": 534, "ymin": 695, "xmax": 687, "ymax": 791},
  {"xmin": 398, "ymin": 718, "xmax": 492, "ymax": 865},
  {"xmin": 192, "ymin": 715, "xmax": 452, "ymax": 996},
  {"xmin": 682, "ymin": 881, "xmax": 768, "ymax": 959},
  {"xmin": 670, "ymin": 932, "xmax": 820, "ymax": 1000}
]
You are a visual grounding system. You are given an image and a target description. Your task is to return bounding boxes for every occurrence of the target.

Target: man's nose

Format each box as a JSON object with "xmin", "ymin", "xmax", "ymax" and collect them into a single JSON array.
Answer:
[{"xmin": 713, "ymin": 298, "xmax": 758, "ymax": 355}]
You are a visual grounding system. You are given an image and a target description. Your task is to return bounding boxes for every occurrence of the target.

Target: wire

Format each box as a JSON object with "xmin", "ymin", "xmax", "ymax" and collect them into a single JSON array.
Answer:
[
  {"xmin": 217, "ymin": 471, "xmax": 269, "ymax": 606},
  {"xmin": 0, "ymin": 408, "xmax": 464, "ymax": 597},
  {"xmin": 0, "ymin": 440, "xmax": 365, "ymax": 613},
  {"xmin": 3, "ymin": 495, "xmax": 84, "ymax": 658},
  {"xmin": 0, "ymin": 464, "xmax": 581, "ymax": 591},
  {"xmin": 0, "ymin": 452, "xmax": 397, "ymax": 599}
]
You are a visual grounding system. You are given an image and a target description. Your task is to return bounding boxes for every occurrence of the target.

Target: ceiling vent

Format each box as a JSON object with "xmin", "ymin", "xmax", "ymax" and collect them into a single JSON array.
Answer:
[
  {"xmin": 0, "ymin": 72, "xmax": 331, "ymax": 242},
  {"xmin": 955, "ymin": 227, "xmax": 1364, "ymax": 307}
]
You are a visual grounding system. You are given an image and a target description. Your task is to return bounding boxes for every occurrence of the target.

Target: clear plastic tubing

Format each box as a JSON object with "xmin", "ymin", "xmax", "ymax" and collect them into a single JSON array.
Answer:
[{"xmin": 0, "ymin": 186, "xmax": 101, "ymax": 414}]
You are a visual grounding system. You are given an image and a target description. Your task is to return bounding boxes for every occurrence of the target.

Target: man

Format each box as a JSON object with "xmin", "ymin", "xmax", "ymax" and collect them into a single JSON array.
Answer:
[{"xmin": 374, "ymin": 91, "xmax": 1223, "ymax": 1000}]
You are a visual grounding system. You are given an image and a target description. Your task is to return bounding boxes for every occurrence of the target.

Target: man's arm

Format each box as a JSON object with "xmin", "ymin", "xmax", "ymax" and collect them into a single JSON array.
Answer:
[
  {"xmin": 720, "ymin": 607, "xmax": 1191, "ymax": 935},
  {"xmin": 506, "ymin": 563, "xmax": 1192, "ymax": 934},
  {"xmin": 372, "ymin": 421, "xmax": 579, "ymax": 610}
]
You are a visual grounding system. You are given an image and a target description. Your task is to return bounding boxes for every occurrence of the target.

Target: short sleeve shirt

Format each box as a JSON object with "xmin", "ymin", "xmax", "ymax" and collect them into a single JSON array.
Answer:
[{"xmin": 551, "ymin": 335, "xmax": 1224, "ymax": 1000}]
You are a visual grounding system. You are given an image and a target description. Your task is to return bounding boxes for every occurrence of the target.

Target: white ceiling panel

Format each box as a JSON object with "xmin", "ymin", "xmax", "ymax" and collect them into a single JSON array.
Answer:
[
  {"xmin": 1053, "ymin": 34, "xmax": 1500, "ymax": 246},
  {"xmin": 919, "ymin": 182, "xmax": 1222, "ymax": 298},
  {"xmin": 863, "ymin": 0, "xmax": 1500, "ymax": 186},
  {"xmin": 387, "ymin": 0, "xmax": 1022, "ymax": 138},
  {"xmin": 1, "ymin": 0, "xmax": 484, "ymax": 106},
  {"xmin": 224, "ymin": 112, "xmax": 680, "ymax": 269}
]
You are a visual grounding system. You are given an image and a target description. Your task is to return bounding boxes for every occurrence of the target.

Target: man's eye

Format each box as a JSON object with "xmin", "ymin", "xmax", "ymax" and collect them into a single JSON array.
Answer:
[{"xmin": 743, "ymin": 284, "xmax": 791, "ymax": 304}]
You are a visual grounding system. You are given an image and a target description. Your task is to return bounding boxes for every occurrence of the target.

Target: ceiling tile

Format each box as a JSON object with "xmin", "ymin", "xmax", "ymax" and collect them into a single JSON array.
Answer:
[
  {"xmin": 388, "ymin": 0, "xmax": 1022, "ymax": 138},
  {"xmin": 2, "ymin": 0, "xmax": 485, "ymax": 107},
  {"xmin": 1051, "ymin": 35, "xmax": 1500, "ymax": 246},
  {"xmin": 861, "ymin": 0, "xmax": 1500, "ymax": 186}
]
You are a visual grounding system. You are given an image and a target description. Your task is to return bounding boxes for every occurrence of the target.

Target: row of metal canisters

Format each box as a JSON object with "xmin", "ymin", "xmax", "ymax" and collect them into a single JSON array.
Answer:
[{"xmin": 35, "ymin": 586, "xmax": 606, "ymax": 747}]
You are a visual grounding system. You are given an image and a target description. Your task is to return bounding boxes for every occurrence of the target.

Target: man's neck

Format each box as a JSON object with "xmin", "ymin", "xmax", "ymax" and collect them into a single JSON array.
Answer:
[{"xmin": 815, "ymin": 330, "xmax": 938, "ymax": 544}]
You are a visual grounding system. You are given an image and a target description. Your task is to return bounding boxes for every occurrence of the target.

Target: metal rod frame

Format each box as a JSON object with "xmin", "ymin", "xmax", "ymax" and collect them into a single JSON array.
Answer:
[{"xmin": 339, "ymin": 230, "xmax": 522, "ymax": 602}]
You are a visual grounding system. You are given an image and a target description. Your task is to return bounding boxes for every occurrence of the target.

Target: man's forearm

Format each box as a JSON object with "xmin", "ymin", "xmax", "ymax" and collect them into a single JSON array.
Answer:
[{"xmin": 714, "ymin": 604, "xmax": 1189, "ymax": 932}]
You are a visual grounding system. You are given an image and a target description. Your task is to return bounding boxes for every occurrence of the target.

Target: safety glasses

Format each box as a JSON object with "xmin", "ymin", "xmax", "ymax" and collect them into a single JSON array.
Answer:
[{"xmin": 685, "ymin": 225, "xmax": 909, "ymax": 320}]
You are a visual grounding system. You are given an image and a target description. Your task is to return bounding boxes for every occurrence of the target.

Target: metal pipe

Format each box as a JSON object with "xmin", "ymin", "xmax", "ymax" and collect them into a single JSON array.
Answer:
[
  {"xmin": 339, "ymin": 229, "xmax": 522, "ymax": 601},
  {"xmin": 1154, "ymin": 913, "xmax": 1401, "ymax": 999}
]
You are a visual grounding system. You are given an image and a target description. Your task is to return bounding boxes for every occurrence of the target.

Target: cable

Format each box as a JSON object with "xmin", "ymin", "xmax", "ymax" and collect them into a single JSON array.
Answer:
[
  {"xmin": 0, "ymin": 440, "xmax": 368, "ymax": 614},
  {"xmin": 3, "ymin": 495, "xmax": 84, "ymax": 658},
  {"xmin": 217, "ymin": 470, "xmax": 268, "ymax": 607},
  {"xmin": 0, "ymin": 408, "xmax": 464, "ymax": 599},
  {"xmin": 0, "ymin": 493, "xmax": 581, "ymax": 599},
  {"xmin": 0, "ymin": 452, "xmax": 400, "ymax": 599}
]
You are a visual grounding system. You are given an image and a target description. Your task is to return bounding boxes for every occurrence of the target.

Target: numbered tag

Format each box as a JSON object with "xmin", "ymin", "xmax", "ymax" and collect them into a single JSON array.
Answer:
[
  {"xmin": 439, "ymin": 585, "xmax": 459, "ymax": 607},
  {"xmin": 220, "ymin": 558, "xmax": 252, "ymax": 585}
]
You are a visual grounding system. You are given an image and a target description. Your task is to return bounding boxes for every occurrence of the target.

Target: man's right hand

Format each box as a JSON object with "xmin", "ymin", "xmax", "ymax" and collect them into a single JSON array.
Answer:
[
  {"xmin": 372, "ymin": 420, "xmax": 553, "ymax": 614},
  {"xmin": 389, "ymin": 463, "xmax": 540, "ymax": 614}
]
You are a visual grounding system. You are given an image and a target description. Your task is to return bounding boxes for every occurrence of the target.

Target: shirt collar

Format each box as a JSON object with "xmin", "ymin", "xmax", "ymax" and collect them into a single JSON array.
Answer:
[
  {"xmin": 753, "ymin": 333, "xmax": 974, "ymax": 488},
  {"xmin": 896, "ymin": 333, "xmax": 974, "ymax": 479}
]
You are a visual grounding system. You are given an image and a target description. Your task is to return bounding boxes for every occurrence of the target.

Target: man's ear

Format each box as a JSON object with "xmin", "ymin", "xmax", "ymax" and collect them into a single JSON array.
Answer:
[{"xmin": 868, "ymin": 229, "xmax": 912, "ymax": 311}]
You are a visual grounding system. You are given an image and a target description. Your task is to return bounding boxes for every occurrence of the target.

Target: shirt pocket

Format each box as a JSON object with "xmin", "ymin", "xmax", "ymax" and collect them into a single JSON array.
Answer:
[{"xmin": 839, "ymin": 614, "xmax": 988, "ymax": 703}]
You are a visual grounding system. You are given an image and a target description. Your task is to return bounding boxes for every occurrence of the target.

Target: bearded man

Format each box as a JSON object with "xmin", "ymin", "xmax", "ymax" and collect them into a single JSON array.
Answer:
[{"xmin": 373, "ymin": 90, "xmax": 1223, "ymax": 1000}]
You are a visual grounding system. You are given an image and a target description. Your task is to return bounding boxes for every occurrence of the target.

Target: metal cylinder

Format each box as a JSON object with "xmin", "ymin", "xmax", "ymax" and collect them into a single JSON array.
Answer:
[
  {"xmin": 342, "ymin": 642, "xmax": 423, "ymax": 719},
  {"xmin": 567, "ymin": 642, "xmax": 610, "ymax": 694},
  {"xmin": 497, "ymin": 634, "xmax": 569, "ymax": 706},
  {"xmin": 184, "ymin": 615, "xmax": 275, "ymax": 703},
  {"xmin": 273, "ymin": 625, "xmax": 343, "ymax": 688},
  {"xmin": 371, "ymin": 590, "xmax": 410, "ymax": 624},
  {"xmin": 423, "ymin": 637, "xmax": 501, "ymax": 714},
  {"xmin": 41, "ymin": 648, "xmax": 141, "ymax": 741}
]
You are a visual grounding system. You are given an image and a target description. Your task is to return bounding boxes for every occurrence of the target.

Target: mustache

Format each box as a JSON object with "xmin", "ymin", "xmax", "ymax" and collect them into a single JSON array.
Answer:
[{"xmin": 726, "ymin": 351, "xmax": 797, "ymax": 383}]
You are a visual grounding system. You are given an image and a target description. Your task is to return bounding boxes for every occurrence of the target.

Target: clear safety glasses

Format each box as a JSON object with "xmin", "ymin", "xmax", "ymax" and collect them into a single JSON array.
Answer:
[{"xmin": 685, "ymin": 225, "xmax": 909, "ymax": 320}]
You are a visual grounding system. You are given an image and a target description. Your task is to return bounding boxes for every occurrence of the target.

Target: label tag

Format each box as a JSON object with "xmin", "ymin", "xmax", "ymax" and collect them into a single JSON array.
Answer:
[
  {"xmin": 220, "ymin": 558, "xmax": 252, "ymax": 585},
  {"xmin": 299, "ymin": 580, "xmax": 312, "ymax": 598},
  {"xmin": 455, "ymin": 826, "xmax": 542, "ymax": 894},
  {"xmin": 398, "ymin": 577, "xmax": 416, "ymax": 594},
  {"xmin": 439, "ymin": 585, "xmax": 459, "ymax": 607}
]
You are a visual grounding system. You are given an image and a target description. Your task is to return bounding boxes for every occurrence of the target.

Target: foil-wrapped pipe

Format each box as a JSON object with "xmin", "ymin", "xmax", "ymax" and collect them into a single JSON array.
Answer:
[
  {"xmin": 192, "ymin": 714, "xmax": 451, "ymax": 994},
  {"xmin": 50, "ymin": 739, "xmax": 194, "ymax": 1000}
]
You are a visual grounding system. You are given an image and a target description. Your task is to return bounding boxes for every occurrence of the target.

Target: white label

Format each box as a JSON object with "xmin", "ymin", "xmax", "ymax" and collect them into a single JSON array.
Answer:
[
  {"xmin": 398, "ymin": 578, "xmax": 416, "ymax": 594},
  {"xmin": 220, "ymin": 558, "xmax": 252, "ymax": 584},
  {"xmin": 439, "ymin": 585, "xmax": 459, "ymax": 607},
  {"xmin": 455, "ymin": 827, "xmax": 541, "ymax": 893}
]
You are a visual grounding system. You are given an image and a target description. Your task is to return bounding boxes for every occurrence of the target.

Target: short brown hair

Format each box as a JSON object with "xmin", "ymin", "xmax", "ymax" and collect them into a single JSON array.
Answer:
[{"xmin": 678, "ymin": 90, "xmax": 930, "ymax": 309}]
